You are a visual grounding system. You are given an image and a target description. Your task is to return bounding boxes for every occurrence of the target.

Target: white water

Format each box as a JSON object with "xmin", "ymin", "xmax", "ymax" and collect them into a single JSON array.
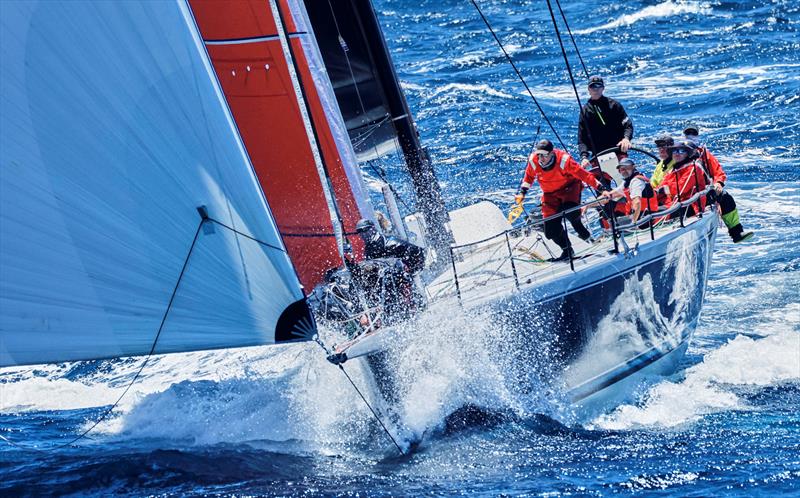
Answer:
[
  {"xmin": 576, "ymin": 1, "xmax": 713, "ymax": 35},
  {"xmin": 590, "ymin": 326, "xmax": 800, "ymax": 430}
]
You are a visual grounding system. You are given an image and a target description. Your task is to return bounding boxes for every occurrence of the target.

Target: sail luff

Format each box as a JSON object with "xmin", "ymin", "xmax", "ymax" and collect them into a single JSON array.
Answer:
[{"xmin": 268, "ymin": 0, "xmax": 347, "ymax": 261}]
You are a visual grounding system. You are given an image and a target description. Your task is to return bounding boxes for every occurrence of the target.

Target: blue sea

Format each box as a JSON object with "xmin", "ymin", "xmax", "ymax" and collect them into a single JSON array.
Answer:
[{"xmin": 2, "ymin": 0, "xmax": 799, "ymax": 496}]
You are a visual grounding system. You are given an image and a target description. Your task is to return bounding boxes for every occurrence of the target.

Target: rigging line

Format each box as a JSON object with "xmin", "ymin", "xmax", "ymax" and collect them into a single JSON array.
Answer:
[
  {"xmin": 554, "ymin": 0, "xmax": 589, "ymax": 79},
  {"xmin": 325, "ymin": 0, "xmax": 416, "ymax": 217},
  {"xmin": 468, "ymin": 0, "xmax": 568, "ymax": 151},
  {"xmin": 207, "ymin": 217, "xmax": 286, "ymax": 253},
  {"xmin": 1, "ymin": 219, "xmax": 206, "ymax": 453},
  {"xmin": 544, "ymin": 0, "xmax": 583, "ymax": 114},
  {"xmin": 312, "ymin": 338, "xmax": 405, "ymax": 456},
  {"xmin": 542, "ymin": 0, "xmax": 608, "ymax": 210}
]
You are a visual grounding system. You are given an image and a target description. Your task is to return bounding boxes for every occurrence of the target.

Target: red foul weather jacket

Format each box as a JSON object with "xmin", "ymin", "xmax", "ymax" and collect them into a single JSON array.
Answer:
[
  {"xmin": 661, "ymin": 161, "xmax": 708, "ymax": 210},
  {"xmin": 621, "ymin": 172, "xmax": 660, "ymax": 215},
  {"xmin": 521, "ymin": 149, "xmax": 600, "ymax": 194},
  {"xmin": 696, "ymin": 147, "xmax": 727, "ymax": 185}
]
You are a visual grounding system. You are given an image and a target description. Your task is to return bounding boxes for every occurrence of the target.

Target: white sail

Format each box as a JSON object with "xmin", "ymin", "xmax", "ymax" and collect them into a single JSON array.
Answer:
[{"xmin": 0, "ymin": 0, "xmax": 315, "ymax": 367}]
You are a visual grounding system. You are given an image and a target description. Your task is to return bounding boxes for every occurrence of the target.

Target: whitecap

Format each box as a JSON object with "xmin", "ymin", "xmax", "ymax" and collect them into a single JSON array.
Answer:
[{"xmin": 576, "ymin": 1, "xmax": 713, "ymax": 35}]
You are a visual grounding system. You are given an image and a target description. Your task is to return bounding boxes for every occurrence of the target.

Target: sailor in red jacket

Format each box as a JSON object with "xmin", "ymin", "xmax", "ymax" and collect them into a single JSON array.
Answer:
[
  {"xmin": 683, "ymin": 124, "xmax": 753, "ymax": 243},
  {"xmin": 515, "ymin": 139, "xmax": 609, "ymax": 260},
  {"xmin": 658, "ymin": 140, "xmax": 708, "ymax": 218}
]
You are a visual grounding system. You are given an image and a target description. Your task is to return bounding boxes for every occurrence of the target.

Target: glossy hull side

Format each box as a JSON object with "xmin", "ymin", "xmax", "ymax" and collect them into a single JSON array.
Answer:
[{"xmin": 493, "ymin": 214, "xmax": 717, "ymax": 413}]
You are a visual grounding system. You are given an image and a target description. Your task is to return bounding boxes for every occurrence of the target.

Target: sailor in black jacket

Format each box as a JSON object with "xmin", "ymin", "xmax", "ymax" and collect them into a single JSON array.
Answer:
[{"xmin": 578, "ymin": 75, "xmax": 634, "ymax": 168}]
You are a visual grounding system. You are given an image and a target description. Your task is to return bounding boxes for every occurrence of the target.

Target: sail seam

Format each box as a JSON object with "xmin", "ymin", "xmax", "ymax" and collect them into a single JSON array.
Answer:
[{"xmin": 203, "ymin": 32, "xmax": 306, "ymax": 45}]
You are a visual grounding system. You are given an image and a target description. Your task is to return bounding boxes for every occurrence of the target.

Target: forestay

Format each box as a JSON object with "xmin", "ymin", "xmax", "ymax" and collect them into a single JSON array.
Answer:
[{"xmin": 0, "ymin": 0, "xmax": 314, "ymax": 367}]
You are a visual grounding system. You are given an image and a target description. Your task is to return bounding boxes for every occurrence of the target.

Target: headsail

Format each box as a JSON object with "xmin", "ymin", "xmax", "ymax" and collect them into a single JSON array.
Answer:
[
  {"xmin": 0, "ymin": 0, "xmax": 314, "ymax": 367},
  {"xmin": 188, "ymin": 0, "xmax": 376, "ymax": 290}
]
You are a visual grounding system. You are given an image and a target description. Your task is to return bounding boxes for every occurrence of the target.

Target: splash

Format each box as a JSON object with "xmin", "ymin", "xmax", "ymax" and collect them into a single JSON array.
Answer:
[{"xmin": 577, "ymin": 1, "xmax": 713, "ymax": 35}]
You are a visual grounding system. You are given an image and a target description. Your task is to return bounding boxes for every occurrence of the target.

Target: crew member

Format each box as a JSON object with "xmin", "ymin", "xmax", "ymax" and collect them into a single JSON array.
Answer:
[
  {"xmin": 683, "ymin": 124, "xmax": 753, "ymax": 243},
  {"xmin": 658, "ymin": 140, "xmax": 708, "ymax": 218},
  {"xmin": 610, "ymin": 158, "xmax": 659, "ymax": 224},
  {"xmin": 514, "ymin": 139, "xmax": 609, "ymax": 261},
  {"xmin": 650, "ymin": 134, "xmax": 676, "ymax": 188},
  {"xmin": 578, "ymin": 75, "xmax": 634, "ymax": 168},
  {"xmin": 355, "ymin": 218, "xmax": 425, "ymax": 274}
]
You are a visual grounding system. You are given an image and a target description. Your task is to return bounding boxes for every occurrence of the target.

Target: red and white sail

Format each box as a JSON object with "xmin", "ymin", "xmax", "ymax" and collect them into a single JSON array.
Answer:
[{"xmin": 188, "ymin": 0, "xmax": 375, "ymax": 290}]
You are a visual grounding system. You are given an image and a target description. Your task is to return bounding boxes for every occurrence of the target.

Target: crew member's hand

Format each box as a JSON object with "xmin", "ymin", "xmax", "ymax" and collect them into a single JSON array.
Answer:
[
  {"xmin": 581, "ymin": 158, "xmax": 591, "ymax": 168},
  {"xmin": 617, "ymin": 137, "xmax": 632, "ymax": 152},
  {"xmin": 514, "ymin": 193, "xmax": 524, "ymax": 205},
  {"xmin": 714, "ymin": 182, "xmax": 724, "ymax": 194},
  {"xmin": 599, "ymin": 190, "xmax": 613, "ymax": 200}
]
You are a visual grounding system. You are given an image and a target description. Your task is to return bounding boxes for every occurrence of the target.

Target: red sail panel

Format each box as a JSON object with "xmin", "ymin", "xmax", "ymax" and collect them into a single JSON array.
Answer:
[
  {"xmin": 279, "ymin": 1, "xmax": 366, "ymax": 259},
  {"xmin": 189, "ymin": 0, "xmax": 366, "ymax": 289}
]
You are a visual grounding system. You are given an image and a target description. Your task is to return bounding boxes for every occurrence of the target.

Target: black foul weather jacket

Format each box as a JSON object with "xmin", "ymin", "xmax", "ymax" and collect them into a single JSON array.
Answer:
[{"xmin": 577, "ymin": 96, "xmax": 634, "ymax": 160}]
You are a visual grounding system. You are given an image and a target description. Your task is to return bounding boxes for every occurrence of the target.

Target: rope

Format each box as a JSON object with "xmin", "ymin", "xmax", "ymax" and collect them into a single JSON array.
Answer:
[
  {"xmin": 1, "ymin": 218, "xmax": 206, "ymax": 452},
  {"xmin": 325, "ymin": 0, "xmax": 416, "ymax": 217},
  {"xmin": 469, "ymin": 0, "xmax": 568, "ymax": 151},
  {"xmin": 544, "ymin": 0, "xmax": 584, "ymax": 117},
  {"xmin": 313, "ymin": 337, "xmax": 405, "ymax": 455},
  {"xmin": 554, "ymin": 0, "xmax": 589, "ymax": 79}
]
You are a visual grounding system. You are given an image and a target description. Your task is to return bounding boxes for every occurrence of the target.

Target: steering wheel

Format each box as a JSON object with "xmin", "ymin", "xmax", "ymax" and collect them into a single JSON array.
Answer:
[{"xmin": 590, "ymin": 146, "xmax": 659, "ymax": 167}]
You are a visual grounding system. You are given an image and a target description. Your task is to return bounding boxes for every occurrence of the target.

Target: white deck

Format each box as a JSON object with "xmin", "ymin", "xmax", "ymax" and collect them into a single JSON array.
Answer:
[{"xmin": 426, "ymin": 211, "xmax": 711, "ymax": 308}]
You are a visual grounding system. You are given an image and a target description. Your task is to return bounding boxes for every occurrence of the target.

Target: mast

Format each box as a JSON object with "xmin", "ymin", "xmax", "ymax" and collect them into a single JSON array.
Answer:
[{"xmin": 338, "ymin": 0, "xmax": 453, "ymax": 264}]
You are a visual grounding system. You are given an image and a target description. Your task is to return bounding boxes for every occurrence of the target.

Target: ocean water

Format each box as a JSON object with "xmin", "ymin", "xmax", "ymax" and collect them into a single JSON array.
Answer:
[{"xmin": 2, "ymin": 0, "xmax": 799, "ymax": 496}]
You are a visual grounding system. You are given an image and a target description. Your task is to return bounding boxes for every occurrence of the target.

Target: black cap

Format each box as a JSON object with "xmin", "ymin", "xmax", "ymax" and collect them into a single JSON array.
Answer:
[
  {"xmin": 355, "ymin": 218, "xmax": 376, "ymax": 233},
  {"xmin": 534, "ymin": 139, "xmax": 554, "ymax": 153},
  {"xmin": 617, "ymin": 158, "xmax": 635, "ymax": 168},
  {"xmin": 588, "ymin": 75, "xmax": 604, "ymax": 88},
  {"xmin": 654, "ymin": 134, "xmax": 675, "ymax": 147},
  {"xmin": 683, "ymin": 123, "xmax": 700, "ymax": 135}
]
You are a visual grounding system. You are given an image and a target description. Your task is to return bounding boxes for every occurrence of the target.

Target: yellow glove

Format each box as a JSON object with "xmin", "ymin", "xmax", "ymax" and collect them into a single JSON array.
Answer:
[{"xmin": 508, "ymin": 195, "xmax": 525, "ymax": 223}]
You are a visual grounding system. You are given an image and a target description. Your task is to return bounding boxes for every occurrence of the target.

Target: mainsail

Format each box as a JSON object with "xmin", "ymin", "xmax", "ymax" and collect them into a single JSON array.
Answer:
[
  {"xmin": 187, "ymin": 0, "xmax": 376, "ymax": 290},
  {"xmin": 0, "ymin": 0, "xmax": 314, "ymax": 367}
]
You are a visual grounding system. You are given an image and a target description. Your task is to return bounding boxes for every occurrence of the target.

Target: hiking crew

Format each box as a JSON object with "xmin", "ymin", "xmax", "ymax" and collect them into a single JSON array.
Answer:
[
  {"xmin": 683, "ymin": 124, "xmax": 753, "ymax": 243},
  {"xmin": 578, "ymin": 75, "xmax": 634, "ymax": 168},
  {"xmin": 658, "ymin": 140, "xmax": 708, "ymax": 218},
  {"xmin": 514, "ymin": 139, "xmax": 609, "ymax": 261}
]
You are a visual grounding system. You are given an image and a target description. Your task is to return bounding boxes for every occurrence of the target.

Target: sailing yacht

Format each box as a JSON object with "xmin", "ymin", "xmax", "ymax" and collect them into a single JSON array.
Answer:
[{"xmin": 1, "ymin": 0, "xmax": 717, "ymax": 451}]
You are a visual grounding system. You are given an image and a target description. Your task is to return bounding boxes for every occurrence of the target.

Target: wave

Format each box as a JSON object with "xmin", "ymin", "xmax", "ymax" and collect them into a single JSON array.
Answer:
[
  {"xmin": 588, "ymin": 324, "xmax": 800, "ymax": 430},
  {"xmin": 576, "ymin": 1, "xmax": 713, "ymax": 35},
  {"xmin": 431, "ymin": 83, "xmax": 514, "ymax": 100}
]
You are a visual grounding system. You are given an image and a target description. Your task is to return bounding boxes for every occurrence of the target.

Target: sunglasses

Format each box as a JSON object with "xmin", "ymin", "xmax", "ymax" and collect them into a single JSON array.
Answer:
[{"xmin": 672, "ymin": 148, "xmax": 688, "ymax": 155}]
